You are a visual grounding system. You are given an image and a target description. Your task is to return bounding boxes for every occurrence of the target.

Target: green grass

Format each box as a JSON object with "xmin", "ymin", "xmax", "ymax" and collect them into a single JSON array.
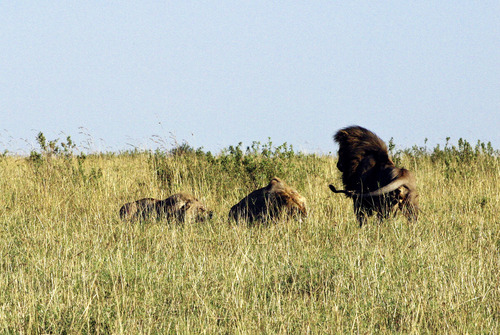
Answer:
[{"xmin": 0, "ymin": 137, "xmax": 498, "ymax": 333}]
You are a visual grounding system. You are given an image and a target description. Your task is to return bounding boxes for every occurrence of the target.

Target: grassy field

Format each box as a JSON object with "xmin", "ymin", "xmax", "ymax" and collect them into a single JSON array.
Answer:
[{"xmin": 0, "ymin": 136, "xmax": 499, "ymax": 333}]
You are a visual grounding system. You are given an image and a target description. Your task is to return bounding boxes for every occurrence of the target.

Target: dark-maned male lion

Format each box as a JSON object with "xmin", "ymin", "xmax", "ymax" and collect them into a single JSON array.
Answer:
[{"xmin": 329, "ymin": 125, "xmax": 419, "ymax": 226}]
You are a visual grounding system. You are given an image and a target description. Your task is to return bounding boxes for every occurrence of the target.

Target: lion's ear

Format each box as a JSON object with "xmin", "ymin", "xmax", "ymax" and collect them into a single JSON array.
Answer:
[
  {"xmin": 181, "ymin": 201, "xmax": 192, "ymax": 212},
  {"xmin": 269, "ymin": 177, "xmax": 281, "ymax": 184},
  {"xmin": 266, "ymin": 177, "xmax": 281, "ymax": 191}
]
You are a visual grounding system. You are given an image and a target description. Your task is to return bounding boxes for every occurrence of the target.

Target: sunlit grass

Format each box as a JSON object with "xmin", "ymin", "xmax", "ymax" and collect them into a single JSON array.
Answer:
[{"xmin": 0, "ymin": 137, "xmax": 498, "ymax": 333}]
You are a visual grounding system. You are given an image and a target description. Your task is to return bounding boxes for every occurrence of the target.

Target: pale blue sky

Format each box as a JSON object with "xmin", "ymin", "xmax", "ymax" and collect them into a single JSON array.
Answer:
[{"xmin": 1, "ymin": 1, "xmax": 499, "ymax": 154}]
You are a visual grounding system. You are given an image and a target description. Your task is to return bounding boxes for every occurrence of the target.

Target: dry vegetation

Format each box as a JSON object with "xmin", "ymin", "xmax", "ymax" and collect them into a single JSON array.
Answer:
[{"xmin": 0, "ymin": 134, "xmax": 498, "ymax": 333}]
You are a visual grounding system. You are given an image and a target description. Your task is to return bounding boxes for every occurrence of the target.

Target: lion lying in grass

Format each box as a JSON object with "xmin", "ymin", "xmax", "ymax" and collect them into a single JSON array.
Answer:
[
  {"xmin": 120, "ymin": 193, "xmax": 212, "ymax": 223},
  {"xmin": 229, "ymin": 177, "xmax": 307, "ymax": 224}
]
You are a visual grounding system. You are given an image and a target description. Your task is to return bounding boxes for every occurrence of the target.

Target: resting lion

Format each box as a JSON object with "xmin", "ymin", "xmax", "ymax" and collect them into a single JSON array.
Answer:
[
  {"xmin": 229, "ymin": 177, "xmax": 307, "ymax": 223},
  {"xmin": 119, "ymin": 192, "xmax": 212, "ymax": 223}
]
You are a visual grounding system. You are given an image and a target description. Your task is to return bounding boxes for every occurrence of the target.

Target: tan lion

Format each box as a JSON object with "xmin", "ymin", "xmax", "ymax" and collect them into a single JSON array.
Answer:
[
  {"xmin": 229, "ymin": 177, "xmax": 307, "ymax": 224},
  {"xmin": 119, "ymin": 192, "xmax": 212, "ymax": 223}
]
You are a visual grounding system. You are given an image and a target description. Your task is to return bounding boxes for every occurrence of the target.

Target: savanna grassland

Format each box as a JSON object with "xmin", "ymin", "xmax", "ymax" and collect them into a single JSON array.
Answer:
[{"xmin": 0, "ymin": 134, "xmax": 499, "ymax": 334}]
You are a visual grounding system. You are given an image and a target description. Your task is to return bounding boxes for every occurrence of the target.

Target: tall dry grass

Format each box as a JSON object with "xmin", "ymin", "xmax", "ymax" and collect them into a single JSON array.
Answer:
[{"xmin": 0, "ymin": 136, "xmax": 498, "ymax": 333}]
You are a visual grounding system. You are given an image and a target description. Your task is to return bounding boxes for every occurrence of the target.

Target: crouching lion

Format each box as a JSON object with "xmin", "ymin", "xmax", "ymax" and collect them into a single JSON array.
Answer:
[
  {"xmin": 119, "ymin": 192, "xmax": 212, "ymax": 223},
  {"xmin": 229, "ymin": 177, "xmax": 307, "ymax": 224}
]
